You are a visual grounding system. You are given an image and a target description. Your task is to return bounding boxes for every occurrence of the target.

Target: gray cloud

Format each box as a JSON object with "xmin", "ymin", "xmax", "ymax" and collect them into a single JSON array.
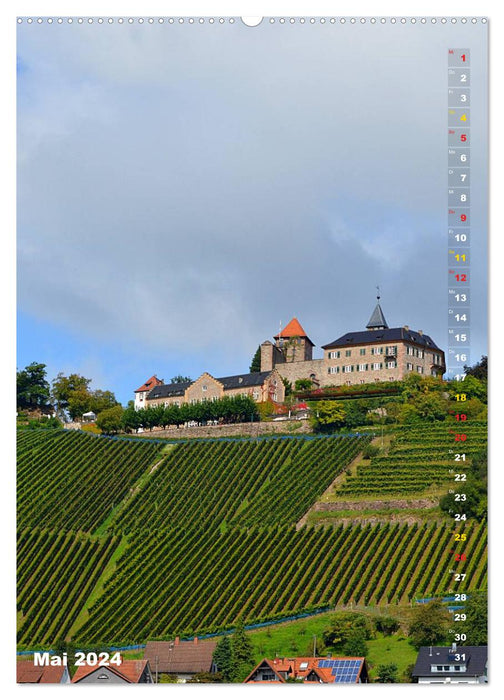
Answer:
[{"xmin": 17, "ymin": 21, "xmax": 488, "ymax": 370}]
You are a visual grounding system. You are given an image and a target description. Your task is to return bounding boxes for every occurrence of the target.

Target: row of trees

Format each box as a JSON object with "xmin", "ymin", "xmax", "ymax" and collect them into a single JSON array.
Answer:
[
  {"xmin": 16, "ymin": 363, "xmax": 119, "ymax": 420},
  {"xmin": 94, "ymin": 395, "xmax": 260, "ymax": 434}
]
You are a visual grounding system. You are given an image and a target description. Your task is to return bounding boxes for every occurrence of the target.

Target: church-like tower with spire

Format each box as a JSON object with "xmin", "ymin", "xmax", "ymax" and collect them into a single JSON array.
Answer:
[{"xmin": 260, "ymin": 295, "xmax": 445, "ymax": 388}]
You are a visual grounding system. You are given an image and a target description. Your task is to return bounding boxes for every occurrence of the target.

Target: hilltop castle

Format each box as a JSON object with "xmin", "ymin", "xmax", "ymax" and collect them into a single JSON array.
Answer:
[{"xmin": 135, "ymin": 298, "xmax": 445, "ymax": 409}]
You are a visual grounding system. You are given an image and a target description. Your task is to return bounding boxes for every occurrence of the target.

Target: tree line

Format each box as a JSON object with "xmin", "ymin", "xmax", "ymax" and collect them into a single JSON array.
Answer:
[
  {"xmin": 16, "ymin": 362, "xmax": 118, "ymax": 420},
  {"xmin": 118, "ymin": 395, "xmax": 259, "ymax": 434}
]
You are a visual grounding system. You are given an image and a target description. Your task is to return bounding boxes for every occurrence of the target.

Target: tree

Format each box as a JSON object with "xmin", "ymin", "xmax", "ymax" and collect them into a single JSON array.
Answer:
[
  {"xmin": 67, "ymin": 387, "xmax": 93, "ymax": 420},
  {"xmin": 171, "ymin": 374, "xmax": 192, "ymax": 384},
  {"xmin": 462, "ymin": 592, "xmax": 487, "ymax": 645},
  {"xmin": 230, "ymin": 620, "xmax": 255, "ymax": 683},
  {"xmin": 89, "ymin": 389, "xmax": 119, "ymax": 414},
  {"xmin": 322, "ymin": 612, "xmax": 373, "ymax": 647},
  {"xmin": 16, "ymin": 362, "xmax": 51, "ymax": 411},
  {"xmin": 122, "ymin": 405, "xmax": 142, "ymax": 433},
  {"xmin": 96, "ymin": 405, "xmax": 124, "ymax": 434},
  {"xmin": 408, "ymin": 600, "xmax": 450, "ymax": 648},
  {"xmin": 213, "ymin": 636, "xmax": 233, "ymax": 682},
  {"xmin": 311, "ymin": 401, "xmax": 346, "ymax": 430},
  {"xmin": 51, "ymin": 372, "xmax": 91, "ymax": 412},
  {"xmin": 342, "ymin": 630, "xmax": 368, "ymax": 656},
  {"xmin": 376, "ymin": 663, "xmax": 399, "ymax": 683},
  {"xmin": 250, "ymin": 346, "xmax": 262, "ymax": 373},
  {"xmin": 464, "ymin": 355, "xmax": 487, "ymax": 381},
  {"xmin": 294, "ymin": 378, "xmax": 312, "ymax": 392}
]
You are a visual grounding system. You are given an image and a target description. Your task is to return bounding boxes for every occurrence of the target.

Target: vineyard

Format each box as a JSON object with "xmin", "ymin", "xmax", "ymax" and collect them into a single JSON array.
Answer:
[
  {"xmin": 16, "ymin": 424, "xmax": 487, "ymax": 648},
  {"xmin": 111, "ymin": 434, "xmax": 371, "ymax": 531},
  {"xmin": 17, "ymin": 430, "xmax": 162, "ymax": 532},
  {"xmin": 17, "ymin": 528, "xmax": 119, "ymax": 646},
  {"xmin": 333, "ymin": 422, "xmax": 487, "ymax": 498},
  {"xmin": 74, "ymin": 520, "xmax": 487, "ymax": 644}
]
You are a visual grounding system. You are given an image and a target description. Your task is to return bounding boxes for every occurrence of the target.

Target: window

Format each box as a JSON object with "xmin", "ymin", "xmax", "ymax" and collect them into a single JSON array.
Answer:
[
  {"xmin": 417, "ymin": 366, "xmax": 423, "ymax": 374},
  {"xmin": 386, "ymin": 345, "xmax": 398, "ymax": 355},
  {"xmin": 273, "ymin": 393, "xmax": 277, "ymax": 401},
  {"xmin": 407, "ymin": 362, "xmax": 413, "ymax": 370},
  {"xmin": 344, "ymin": 365, "xmax": 353, "ymax": 373},
  {"xmin": 387, "ymin": 361, "xmax": 396, "ymax": 369},
  {"xmin": 253, "ymin": 391, "xmax": 259, "ymax": 400},
  {"xmin": 358, "ymin": 363, "xmax": 367, "ymax": 371},
  {"xmin": 360, "ymin": 348, "xmax": 366, "ymax": 356},
  {"xmin": 202, "ymin": 384, "xmax": 207, "ymax": 392},
  {"xmin": 407, "ymin": 346, "xmax": 414, "ymax": 356},
  {"xmin": 373, "ymin": 362, "xmax": 381, "ymax": 370},
  {"xmin": 389, "ymin": 377, "xmax": 394, "ymax": 381},
  {"xmin": 345, "ymin": 350, "xmax": 352, "ymax": 357},
  {"xmin": 418, "ymin": 350, "xmax": 424, "ymax": 359},
  {"xmin": 360, "ymin": 379, "xmax": 365, "ymax": 384},
  {"xmin": 328, "ymin": 350, "xmax": 340, "ymax": 359},
  {"xmin": 328, "ymin": 366, "xmax": 339, "ymax": 374}
]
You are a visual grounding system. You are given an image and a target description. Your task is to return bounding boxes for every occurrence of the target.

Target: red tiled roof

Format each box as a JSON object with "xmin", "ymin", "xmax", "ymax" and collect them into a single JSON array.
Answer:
[
  {"xmin": 135, "ymin": 375, "xmax": 163, "ymax": 393},
  {"xmin": 143, "ymin": 638, "xmax": 217, "ymax": 674},
  {"xmin": 245, "ymin": 657, "xmax": 366, "ymax": 684},
  {"xmin": 17, "ymin": 660, "xmax": 66, "ymax": 684},
  {"xmin": 72, "ymin": 659, "xmax": 149, "ymax": 683},
  {"xmin": 274, "ymin": 317, "xmax": 310, "ymax": 339}
]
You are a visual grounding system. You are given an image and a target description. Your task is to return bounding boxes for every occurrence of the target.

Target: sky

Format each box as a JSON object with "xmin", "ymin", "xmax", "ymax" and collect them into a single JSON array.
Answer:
[{"xmin": 16, "ymin": 16, "xmax": 488, "ymax": 405}]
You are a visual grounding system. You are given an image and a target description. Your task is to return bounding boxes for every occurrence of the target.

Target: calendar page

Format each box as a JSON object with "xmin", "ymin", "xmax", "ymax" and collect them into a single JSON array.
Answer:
[{"xmin": 15, "ymin": 5, "xmax": 489, "ymax": 691}]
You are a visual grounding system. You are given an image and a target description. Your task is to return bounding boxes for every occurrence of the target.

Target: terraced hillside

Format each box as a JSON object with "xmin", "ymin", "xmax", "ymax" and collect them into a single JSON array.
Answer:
[
  {"xmin": 307, "ymin": 422, "xmax": 487, "ymax": 523},
  {"xmin": 16, "ymin": 427, "xmax": 487, "ymax": 648}
]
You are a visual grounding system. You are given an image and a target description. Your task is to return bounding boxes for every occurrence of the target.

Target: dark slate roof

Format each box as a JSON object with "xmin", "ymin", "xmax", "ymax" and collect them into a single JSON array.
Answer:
[
  {"xmin": 216, "ymin": 371, "xmax": 271, "ymax": 390},
  {"xmin": 412, "ymin": 646, "xmax": 487, "ymax": 678},
  {"xmin": 147, "ymin": 381, "xmax": 192, "ymax": 399},
  {"xmin": 366, "ymin": 302, "xmax": 388, "ymax": 329},
  {"xmin": 322, "ymin": 327, "xmax": 442, "ymax": 350}
]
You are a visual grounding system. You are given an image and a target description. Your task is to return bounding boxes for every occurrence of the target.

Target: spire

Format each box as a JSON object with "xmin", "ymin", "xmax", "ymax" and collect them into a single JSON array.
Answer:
[{"xmin": 366, "ymin": 288, "xmax": 389, "ymax": 330}]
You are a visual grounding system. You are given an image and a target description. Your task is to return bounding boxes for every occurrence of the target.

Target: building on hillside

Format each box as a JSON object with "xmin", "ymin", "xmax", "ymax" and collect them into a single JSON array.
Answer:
[
  {"xmin": 260, "ymin": 296, "xmax": 445, "ymax": 388},
  {"xmin": 135, "ymin": 369, "xmax": 285, "ymax": 410},
  {"xmin": 71, "ymin": 659, "xmax": 153, "ymax": 684},
  {"xmin": 244, "ymin": 656, "xmax": 369, "ymax": 684},
  {"xmin": 143, "ymin": 638, "xmax": 218, "ymax": 682},
  {"xmin": 17, "ymin": 660, "xmax": 70, "ymax": 684},
  {"xmin": 411, "ymin": 645, "xmax": 488, "ymax": 684},
  {"xmin": 134, "ymin": 375, "xmax": 164, "ymax": 410},
  {"xmin": 134, "ymin": 297, "xmax": 445, "ymax": 407}
]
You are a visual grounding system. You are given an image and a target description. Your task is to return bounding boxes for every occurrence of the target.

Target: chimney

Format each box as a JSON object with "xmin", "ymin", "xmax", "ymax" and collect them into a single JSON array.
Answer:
[
  {"xmin": 194, "ymin": 637, "xmax": 198, "ymax": 645},
  {"xmin": 418, "ymin": 330, "xmax": 423, "ymax": 336},
  {"xmin": 403, "ymin": 325, "xmax": 409, "ymax": 331},
  {"xmin": 175, "ymin": 636, "xmax": 180, "ymax": 645}
]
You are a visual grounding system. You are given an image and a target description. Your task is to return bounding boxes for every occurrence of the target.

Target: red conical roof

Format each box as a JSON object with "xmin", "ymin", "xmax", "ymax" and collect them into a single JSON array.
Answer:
[{"xmin": 274, "ymin": 317, "xmax": 310, "ymax": 339}]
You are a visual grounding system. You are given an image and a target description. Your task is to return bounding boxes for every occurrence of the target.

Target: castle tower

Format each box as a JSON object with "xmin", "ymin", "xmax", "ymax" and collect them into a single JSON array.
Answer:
[
  {"xmin": 366, "ymin": 293, "xmax": 389, "ymax": 331},
  {"xmin": 273, "ymin": 318, "xmax": 315, "ymax": 363}
]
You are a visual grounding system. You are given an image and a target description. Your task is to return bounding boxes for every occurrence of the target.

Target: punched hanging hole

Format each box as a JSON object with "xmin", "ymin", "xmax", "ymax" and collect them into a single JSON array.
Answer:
[{"xmin": 241, "ymin": 17, "xmax": 263, "ymax": 27}]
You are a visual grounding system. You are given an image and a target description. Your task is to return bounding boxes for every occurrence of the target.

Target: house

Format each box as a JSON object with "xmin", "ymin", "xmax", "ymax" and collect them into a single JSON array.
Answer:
[
  {"xmin": 17, "ymin": 659, "xmax": 70, "ymax": 684},
  {"xmin": 260, "ymin": 297, "xmax": 446, "ymax": 387},
  {"xmin": 411, "ymin": 645, "xmax": 487, "ymax": 684},
  {"xmin": 244, "ymin": 656, "xmax": 369, "ymax": 684},
  {"xmin": 134, "ymin": 375, "xmax": 164, "ymax": 409},
  {"xmin": 71, "ymin": 659, "xmax": 153, "ymax": 684},
  {"xmin": 143, "ymin": 637, "xmax": 217, "ymax": 682},
  {"xmin": 136, "ymin": 369, "xmax": 285, "ymax": 411}
]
